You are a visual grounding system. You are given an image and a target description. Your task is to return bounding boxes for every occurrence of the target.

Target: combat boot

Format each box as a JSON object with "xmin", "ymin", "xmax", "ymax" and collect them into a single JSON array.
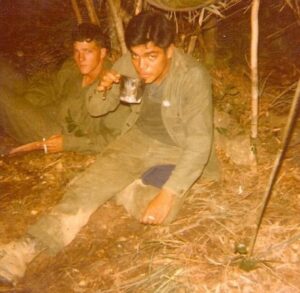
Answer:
[{"xmin": 0, "ymin": 236, "xmax": 42, "ymax": 285}]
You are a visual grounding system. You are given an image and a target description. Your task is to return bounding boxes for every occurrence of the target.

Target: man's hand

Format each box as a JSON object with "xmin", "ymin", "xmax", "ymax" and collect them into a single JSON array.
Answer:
[
  {"xmin": 43, "ymin": 134, "xmax": 63, "ymax": 153},
  {"xmin": 8, "ymin": 134, "xmax": 63, "ymax": 156},
  {"xmin": 97, "ymin": 70, "xmax": 120, "ymax": 92},
  {"xmin": 140, "ymin": 188, "xmax": 175, "ymax": 225}
]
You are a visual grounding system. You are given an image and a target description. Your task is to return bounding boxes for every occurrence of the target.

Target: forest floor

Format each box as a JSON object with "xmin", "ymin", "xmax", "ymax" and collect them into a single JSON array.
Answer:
[{"xmin": 0, "ymin": 1, "xmax": 300, "ymax": 292}]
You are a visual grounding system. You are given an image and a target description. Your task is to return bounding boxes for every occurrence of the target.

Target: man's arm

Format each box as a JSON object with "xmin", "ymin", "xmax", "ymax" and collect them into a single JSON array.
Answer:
[
  {"xmin": 85, "ymin": 77, "xmax": 121, "ymax": 117},
  {"xmin": 140, "ymin": 67, "xmax": 215, "ymax": 224},
  {"xmin": 63, "ymin": 102, "xmax": 130, "ymax": 153},
  {"xmin": 86, "ymin": 52, "xmax": 139, "ymax": 117},
  {"xmin": 163, "ymin": 66, "xmax": 214, "ymax": 196},
  {"xmin": 8, "ymin": 135, "xmax": 63, "ymax": 156}
]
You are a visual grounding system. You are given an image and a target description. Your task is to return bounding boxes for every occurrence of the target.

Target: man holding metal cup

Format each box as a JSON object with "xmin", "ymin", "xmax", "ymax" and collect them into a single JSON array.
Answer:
[{"xmin": 86, "ymin": 11, "xmax": 220, "ymax": 225}]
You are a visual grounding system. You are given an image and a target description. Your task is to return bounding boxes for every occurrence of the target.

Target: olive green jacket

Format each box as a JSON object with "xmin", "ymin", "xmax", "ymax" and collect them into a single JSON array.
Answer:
[
  {"xmin": 23, "ymin": 59, "xmax": 130, "ymax": 153},
  {"xmin": 86, "ymin": 48, "xmax": 219, "ymax": 194}
]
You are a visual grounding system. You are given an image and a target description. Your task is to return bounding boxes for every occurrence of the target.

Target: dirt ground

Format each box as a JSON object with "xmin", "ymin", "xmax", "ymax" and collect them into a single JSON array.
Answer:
[{"xmin": 0, "ymin": 1, "xmax": 300, "ymax": 292}]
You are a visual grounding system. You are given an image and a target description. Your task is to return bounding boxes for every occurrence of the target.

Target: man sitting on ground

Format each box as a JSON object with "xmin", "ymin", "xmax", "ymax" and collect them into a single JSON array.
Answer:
[{"xmin": 0, "ymin": 23, "xmax": 129, "ymax": 156}]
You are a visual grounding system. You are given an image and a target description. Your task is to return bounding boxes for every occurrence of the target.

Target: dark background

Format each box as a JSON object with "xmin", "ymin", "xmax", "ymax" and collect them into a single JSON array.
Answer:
[{"xmin": 0, "ymin": 0, "xmax": 299, "ymax": 76}]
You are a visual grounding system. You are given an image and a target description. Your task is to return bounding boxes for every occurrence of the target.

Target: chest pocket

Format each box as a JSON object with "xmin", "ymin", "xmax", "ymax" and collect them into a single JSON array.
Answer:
[{"xmin": 161, "ymin": 97, "xmax": 185, "ymax": 146}]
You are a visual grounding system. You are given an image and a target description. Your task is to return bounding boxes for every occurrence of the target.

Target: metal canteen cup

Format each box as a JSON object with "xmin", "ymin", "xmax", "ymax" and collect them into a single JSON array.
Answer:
[{"xmin": 119, "ymin": 75, "xmax": 145, "ymax": 104}]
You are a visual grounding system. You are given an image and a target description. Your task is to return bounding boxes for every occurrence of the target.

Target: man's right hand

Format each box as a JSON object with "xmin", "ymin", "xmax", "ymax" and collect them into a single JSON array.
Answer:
[{"xmin": 97, "ymin": 70, "xmax": 121, "ymax": 92}]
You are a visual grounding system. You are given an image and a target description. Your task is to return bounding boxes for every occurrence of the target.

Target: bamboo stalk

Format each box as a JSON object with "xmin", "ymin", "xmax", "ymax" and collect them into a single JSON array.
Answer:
[
  {"xmin": 71, "ymin": 0, "xmax": 83, "ymax": 24},
  {"xmin": 250, "ymin": 0, "xmax": 260, "ymax": 164},
  {"xmin": 107, "ymin": 0, "xmax": 127, "ymax": 54},
  {"xmin": 248, "ymin": 78, "xmax": 300, "ymax": 257},
  {"xmin": 84, "ymin": 0, "xmax": 100, "ymax": 26},
  {"xmin": 135, "ymin": 0, "xmax": 143, "ymax": 15},
  {"xmin": 187, "ymin": 35, "xmax": 198, "ymax": 55}
]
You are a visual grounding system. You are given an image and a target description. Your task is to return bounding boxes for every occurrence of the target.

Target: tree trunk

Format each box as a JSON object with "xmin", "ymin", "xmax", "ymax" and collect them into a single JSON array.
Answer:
[
  {"xmin": 84, "ymin": 0, "xmax": 100, "ymax": 26},
  {"xmin": 135, "ymin": 0, "xmax": 143, "ymax": 15},
  {"xmin": 202, "ymin": 15, "xmax": 217, "ymax": 68},
  {"xmin": 71, "ymin": 0, "xmax": 83, "ymax": 24},
  {"xmin": 107, "ymin": 0, "xmax": 127, "ymax": 54}
]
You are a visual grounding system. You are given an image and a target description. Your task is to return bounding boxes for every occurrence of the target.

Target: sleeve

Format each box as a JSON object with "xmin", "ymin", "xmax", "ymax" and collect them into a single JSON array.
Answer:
[
  {"xmin": 63, "ymin": 103, "xmax": 130, "ymax": 153},
  {"xmin": 85, "ymin": 52, "xmax": 138, "ymax": 117},
  {"xmin": 63, "ymin": 132, "xmax": 114, "ymax": 153},
  {"xmin": 85, "ymin": 82, "xmax": 121, "ymax": 117},
  {"xmin": 163, "ymin": 66, "xmax": 214, "ymax": 195}
]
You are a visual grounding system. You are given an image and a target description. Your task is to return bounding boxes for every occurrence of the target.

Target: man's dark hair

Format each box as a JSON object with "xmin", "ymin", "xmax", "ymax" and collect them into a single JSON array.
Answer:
[
  {"xmin": 72, "ymin": 23, "xmax": 109, "ymax": 49},
  {"xmin": 125, "ymin": 11, "xmax": 175, "ymax": 49}
]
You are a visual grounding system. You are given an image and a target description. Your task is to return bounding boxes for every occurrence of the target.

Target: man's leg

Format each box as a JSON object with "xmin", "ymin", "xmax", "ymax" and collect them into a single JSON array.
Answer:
[
  {"xmin": 115, "ymin": 131, "xmax": 185, "ymax": 224},
  {"xmin": 27, "ymin": 128, "xmax": 184, "ymax": 254},
  {"xmin": 115, "ymin": 179, "xmax": 185, "ymax": 224},
  {"xmin": 0, "ymin": 90, "xmax": 60, "ymax": 144},
  {"xmin": 0, "ymin": 128, "xmax": 181, "ymax": 284},
  {"xmin": 0, "ymin": 130, "xmax": 145, "ymax": 284},
  {"xmin": 27, "ymin": 128, "xmax": 153, "ymax": 254}
]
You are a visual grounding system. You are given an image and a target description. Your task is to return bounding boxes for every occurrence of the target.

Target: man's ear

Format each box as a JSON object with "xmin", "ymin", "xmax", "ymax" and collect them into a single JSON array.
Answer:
[
  {"xmin": 101, "ymin": 48, "xmax": 107, "ymax": 59},
  {"xmin": 167, "ymin": 44, "xmax": 174, "ymax": 59}
]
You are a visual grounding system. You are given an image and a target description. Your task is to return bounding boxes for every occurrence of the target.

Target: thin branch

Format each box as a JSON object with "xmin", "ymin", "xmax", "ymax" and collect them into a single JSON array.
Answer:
[
  {"xmin": 71, "ymin": 0, "xmax": 83, "ymax": 24},
  {"xmin": 248, "ymin": 78, "xmax": 300, "ymax": 257},
  {"xmin": 250, "ymin": 0, "xmax": 260, "ymax": 163},
  {"xmin": 187, "ymin": 35, "xmax": 198, "ymax": 55}
]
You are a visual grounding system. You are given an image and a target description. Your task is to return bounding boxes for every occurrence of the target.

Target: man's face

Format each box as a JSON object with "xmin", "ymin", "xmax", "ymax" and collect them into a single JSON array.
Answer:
[
  {"xmin": 130, "ymin": 42, "xmax": 174, "ymax": 84},
  {"xmin": 73, "ymin": 40, "xmax": 106, "ymax": 76}
]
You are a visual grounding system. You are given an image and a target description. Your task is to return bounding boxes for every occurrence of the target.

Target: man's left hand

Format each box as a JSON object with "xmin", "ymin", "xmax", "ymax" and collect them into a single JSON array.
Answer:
[
  {"xmin": 140, "ymin": 188, "xmax": 175, "ymax": 225},
  {"xmin": 42, "ymin": 134, "xmax": 63, "ymax": 153},
  {"xmin": 8, "ymin": 134, "xmax": 63, "ymax": 156}
]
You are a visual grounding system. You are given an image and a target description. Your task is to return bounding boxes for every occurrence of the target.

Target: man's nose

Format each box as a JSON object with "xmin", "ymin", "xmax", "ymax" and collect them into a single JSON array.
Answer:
[
  {"xmin": 138, "ymin": 58, "xmax": 148, "ymax": 71},
  {"xmin": 79, "ymin": 53, "xmax": 85, "ymax": 62}
]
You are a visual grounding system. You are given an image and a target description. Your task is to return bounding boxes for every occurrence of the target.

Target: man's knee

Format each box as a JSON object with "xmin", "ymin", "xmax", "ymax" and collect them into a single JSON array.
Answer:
[{"xmin": 115, "ymin": 179, "xmax": 185, "ymax": 225}]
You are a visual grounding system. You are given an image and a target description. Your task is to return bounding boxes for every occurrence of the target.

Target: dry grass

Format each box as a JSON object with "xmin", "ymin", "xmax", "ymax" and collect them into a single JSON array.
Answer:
[
  {"xmin": 93, "ymin": 152, "xmax": 300, "ymax": 293},
  {"xmin": 1, "ymin": 121, "xmax": 299, "ymax": 292}
]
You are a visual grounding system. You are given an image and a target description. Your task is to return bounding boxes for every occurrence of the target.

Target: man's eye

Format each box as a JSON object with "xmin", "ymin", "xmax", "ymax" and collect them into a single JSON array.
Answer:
[
  {"xmin": 148, "ymin": 55, "xmax": 157, "ymax": 60},
  {"xmin": 131, "ymin": 54, "xmax": 139, "ymax": 60}
]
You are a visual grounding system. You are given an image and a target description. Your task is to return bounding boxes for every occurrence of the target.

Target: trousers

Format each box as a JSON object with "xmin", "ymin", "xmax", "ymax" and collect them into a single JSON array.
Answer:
[{"xmin": 28, "ymin": 127, "xmax": 183, "ymax": 254}]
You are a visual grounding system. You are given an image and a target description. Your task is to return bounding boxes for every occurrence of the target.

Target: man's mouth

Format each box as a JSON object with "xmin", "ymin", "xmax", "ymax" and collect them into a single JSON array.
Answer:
[{"xmin": 139, "ymin": 73, "xmax": 150, "ymax": 79}]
